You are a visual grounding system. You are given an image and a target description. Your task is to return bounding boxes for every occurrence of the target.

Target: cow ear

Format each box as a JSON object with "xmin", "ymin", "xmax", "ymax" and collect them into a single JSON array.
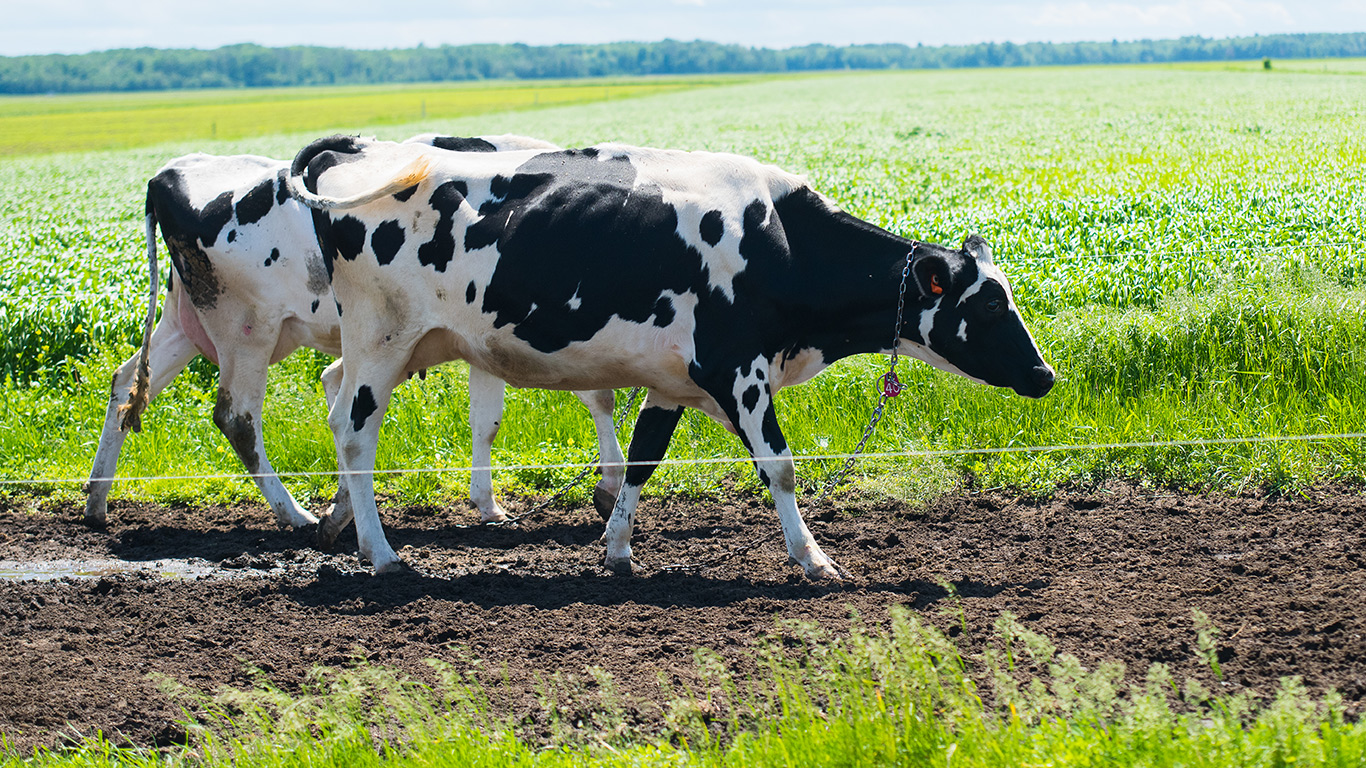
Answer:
[
  {"xmin": 912, "ymin": 252, "xmax": 951, "ymax": 298},
  {"xmin": 962, "ymin": 234, "xmax": 994, "ymax": 264}
]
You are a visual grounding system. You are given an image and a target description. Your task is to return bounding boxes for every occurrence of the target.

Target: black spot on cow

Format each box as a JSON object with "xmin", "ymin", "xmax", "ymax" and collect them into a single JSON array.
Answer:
[
  {"xmin": 275, "ymin": 169, "xmax": 290, "ymax": 205},
  {"xmin": 700, "ymin": 209, "xmax": 724, "ymax": 246},
  {"xmin": 652, "ymin": 296, "xmax": 674, "ymax": 327},
  {"xmin": 264, "ymin": 247, "xmax": 280, "ymax": 267},
  {"xmin": 226, "ymin": 229, "xmax": 236, "ymax": 243},
  {"xmin": 310, "ymin": 299, "xmax": 320, "ymax": 314},
  {"xmin": 741, "ymin": 385, "xmax": 760, "ymax": 412},
  {"xmin": 235, "ymin": 176, "xmax": 275, "ymax": 226},
  {"xmin": 309, "ymin": 208, "xmax": 337, "ymax": 281},
  {"xmin": 760, "ymin": 405, "xmax": 789, "ymax": 455},
  {"xmin": 393, "ymin": 184, "xmax": 418, "ymax": 202},
  {"xmin": 213, "ymin": 390, "xmax": 260, "ymax": 473},
  {"xmin": 429, "ymin": 135, "xmax": 498, "ymax": 153},
  {"xmin": 371, "ymin": 220, "xmax": 405, "ymax": 266},
  {"xmin": 417, "ymin": 181, "xmax": 468, "ymax": 272},
  {"xmin": 333, "ymin": 216, "xmax": 367, "ymax": 262},
  {"xmin": 739, "ymin": 200, "xmax": 788, "ymax": 264},
  {"xmin": 623, "ymin": 405, "xmax": 685, "ymax": 487},
  {"xmin": 334, "ymin": 299, "xmax": 343, "ymax": 317},
  {"xmin": 469, "ymin": 149, "xmax": 709, "ymax": 353},
  {"xmin": 197, "ymin": 193, "xmax": 234, "ymax": 248},
  {"xmin": 465, "ymin": 281, "xmax": 476, "ymax": 304},
  {"xmin": 146, "ymin": 169, "xmax": 231, "ymax": 310},
  {"xmin": 350, "ymin": 385, "xmax": 377, "ymax": 432}
]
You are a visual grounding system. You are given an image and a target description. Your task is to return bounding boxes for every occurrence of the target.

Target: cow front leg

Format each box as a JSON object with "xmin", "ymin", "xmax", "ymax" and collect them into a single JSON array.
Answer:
[
  {"xmin": 326, "ymin": 358, "xmax": 406, "ymax": 573},
  {"xmin": 601, "ymin": 391, "xmax": 682, "ymax": 575},
  {"xmin": 84, "ymin": 306, "xmax": 200, "ymax": 524},
  {"xmin": 468, "ymin": 366, "xmax": 510, "ymax": 522},
  {"xmin": 574, "ymin": 389, "xmax": 626, "ymax": 520},
  {"xmin": 214, "ymin": 339, "xmax": 318, "ymax": 528},
  {"xmin": 720, "ymin": 365, "xmax": 843, "ymax": 580}
]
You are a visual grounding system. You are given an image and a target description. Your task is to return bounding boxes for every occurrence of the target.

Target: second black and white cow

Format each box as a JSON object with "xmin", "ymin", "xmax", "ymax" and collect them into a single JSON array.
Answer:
[
  {"xmin": 88, "ymin": 134, "xmax": 626, "ymax": 542},
  {"xmin": 288, "ymin": 136, "xmax": 1055, "ymax": 578}
]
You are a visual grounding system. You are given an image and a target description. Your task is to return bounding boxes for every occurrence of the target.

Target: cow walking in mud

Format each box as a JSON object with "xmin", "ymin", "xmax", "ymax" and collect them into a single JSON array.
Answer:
[
  {"xmin": 287, "ymin": 136, "xmax": 1055, "ymax": 578},
  {"xmin": 87, "ymin": 135, "xmax": 627, "ymax": 542}
]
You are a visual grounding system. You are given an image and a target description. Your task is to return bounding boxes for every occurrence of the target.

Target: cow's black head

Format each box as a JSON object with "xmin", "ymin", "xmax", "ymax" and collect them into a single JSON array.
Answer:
[{"xmin": 897, "ymin": 235, "xmax": 1054, "ymax": 398}]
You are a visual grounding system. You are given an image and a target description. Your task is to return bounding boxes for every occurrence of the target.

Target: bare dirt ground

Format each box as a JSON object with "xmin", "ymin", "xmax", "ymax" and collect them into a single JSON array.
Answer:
[{"xmin": 1, "ymin": 483, "xmax": 1363, "ymax": 751}]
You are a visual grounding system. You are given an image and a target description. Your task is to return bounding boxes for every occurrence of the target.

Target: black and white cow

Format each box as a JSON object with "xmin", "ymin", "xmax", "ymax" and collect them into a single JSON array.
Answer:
[
  {"xmin": 87, "ymin": 134, "xmax": 626, "ymax": 542},
  {"xmin": 287, "ymin": 136, "xmax": 1055, "ymax": 578}
]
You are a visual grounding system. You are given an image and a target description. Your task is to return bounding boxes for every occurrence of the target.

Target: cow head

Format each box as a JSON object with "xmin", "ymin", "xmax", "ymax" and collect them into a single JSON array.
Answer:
[{"xmin": 897, "ymin": 235, "xmax": 1055, "ymax": 398}]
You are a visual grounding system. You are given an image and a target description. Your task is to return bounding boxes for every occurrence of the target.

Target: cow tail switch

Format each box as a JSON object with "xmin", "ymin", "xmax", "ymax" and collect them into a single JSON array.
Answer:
[{"xmin": 118, "ymin": 209, "xmax": 159, "ymax": 433}]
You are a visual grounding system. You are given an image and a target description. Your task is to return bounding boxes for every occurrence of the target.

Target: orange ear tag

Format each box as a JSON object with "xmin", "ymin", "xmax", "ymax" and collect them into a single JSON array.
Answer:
[{"xmin": 930, "ymin": 274, "xmax": 944, "ymax": 295}]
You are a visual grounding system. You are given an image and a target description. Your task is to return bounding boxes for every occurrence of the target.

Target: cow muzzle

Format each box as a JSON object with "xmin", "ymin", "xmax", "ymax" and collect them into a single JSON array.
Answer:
[{"xmin": 1015, "ymin": 364, "xmax": 1056, "ymax": 399}]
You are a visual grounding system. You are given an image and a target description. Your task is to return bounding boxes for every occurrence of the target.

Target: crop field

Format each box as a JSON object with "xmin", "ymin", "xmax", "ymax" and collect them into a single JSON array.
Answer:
[
  {"xmin": 1, "ymin": 65, "xmax": 1365, "ymax": 765},
  {"xmin": 0, "ymin": 76, "xmax": 733, "ymax": 157}
]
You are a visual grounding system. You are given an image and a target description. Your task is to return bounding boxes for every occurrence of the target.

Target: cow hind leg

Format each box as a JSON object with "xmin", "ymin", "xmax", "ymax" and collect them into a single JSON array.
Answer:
[
  {"xmin": 315, "ymin": 358, "xmax": 352, "ymax": 548},
  {"xmin": 601, "ymin": 391, "xmax": 682, "ymax": 575},
  {"xmin": 467, "ymin": 366, "xmax": 510, "ymax": 523},
  {"xmin": 214, "ymin": 339, "xmax": 318, "ymax": 528},
  {"xmin": 575, "ymin": 389, "xmax": 626, "ymax": 521},
  {"xmin": 85, "ymin": 292, "xmax": 201, "ymax": 524}
]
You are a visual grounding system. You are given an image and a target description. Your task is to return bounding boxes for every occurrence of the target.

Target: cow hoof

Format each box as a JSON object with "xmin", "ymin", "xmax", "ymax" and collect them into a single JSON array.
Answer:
[
  {"xmin": 792, "ymin": 552, "xmax": 841, "ymax": 576},
  {"xmin": 479, "ymin": 505, "xmax": 510, "ymax": 524},
  {"xmin": 82, "ymin": 504, "xmax": 107, "ymax": 527},
  {"xmin": 316, "ymin": 515, "xmax": 342, "ymax": 551},
  {"xmin": 278, "ymin": 507, "xmax": 319, "ymax": 528},
  {"xmin": 374, "ymin": 558, "xmax": 413, "ymax": 576},
  {"xmin": 593, "ymin": 486, "xmax": 618, "ymax": 522},
  {"xmin": 604, "ymin": 556, "xmax": 637, "ymax": 576},
  {"xmin": 802, "ymin": 560, "xmax": 848, "ymax": 581}
]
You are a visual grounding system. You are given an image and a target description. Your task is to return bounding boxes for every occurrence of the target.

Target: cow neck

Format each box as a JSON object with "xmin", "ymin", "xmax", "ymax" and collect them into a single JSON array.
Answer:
[{"xmin": 769, "ymin": 188, "xmax": 922, "ymax": 365}]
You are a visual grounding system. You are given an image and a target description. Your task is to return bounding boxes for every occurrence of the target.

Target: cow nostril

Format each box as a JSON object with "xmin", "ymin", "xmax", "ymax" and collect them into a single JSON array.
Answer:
[{"xmin": 1034, "ymin": 365, "xmax": 1055, "ymax": 391}]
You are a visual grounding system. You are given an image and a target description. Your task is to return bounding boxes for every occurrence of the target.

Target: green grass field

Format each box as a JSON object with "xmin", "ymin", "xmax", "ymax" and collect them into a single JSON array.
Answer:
[
  {"xmin": 2, "ymin": 64, "xmax": 1363, "ymax": 508},
  {"xmin": 2, "ymin": 59, "xmax": 1366, "ymax": 768},
  {"xmin": 0, "ymin": 76, "xmax": 739, "ymax": 156}
]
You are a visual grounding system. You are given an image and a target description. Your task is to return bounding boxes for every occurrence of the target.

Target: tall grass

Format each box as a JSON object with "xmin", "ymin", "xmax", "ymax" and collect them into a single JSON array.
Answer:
[{"xmin": 7, "ymin": 610, "xmax": 1362, "ymax": 766}]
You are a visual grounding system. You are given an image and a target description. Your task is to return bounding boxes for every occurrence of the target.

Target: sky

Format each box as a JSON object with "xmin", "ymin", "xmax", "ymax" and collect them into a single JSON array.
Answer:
[{"xmin": 1, "ymin": 0, "xmax": 1363, "ymax": 57}]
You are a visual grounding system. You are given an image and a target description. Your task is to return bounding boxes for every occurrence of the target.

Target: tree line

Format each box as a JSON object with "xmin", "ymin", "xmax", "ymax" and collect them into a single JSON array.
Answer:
[{"xmin": 3, "ymin": 33, "xmax": 1365, "ymax": 95}]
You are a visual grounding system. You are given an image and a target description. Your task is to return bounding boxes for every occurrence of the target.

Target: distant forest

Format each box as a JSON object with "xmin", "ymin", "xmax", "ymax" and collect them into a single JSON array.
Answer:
[{"xmin": 3, "ymin": 32, "xmax": 1365, "ymax": 95}]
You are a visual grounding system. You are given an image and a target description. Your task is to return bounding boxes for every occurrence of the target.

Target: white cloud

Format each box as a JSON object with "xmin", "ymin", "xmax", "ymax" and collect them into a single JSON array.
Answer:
[{"xmin": 1028, "ymin": 0, "xmax": 1297, "ymax": 36}]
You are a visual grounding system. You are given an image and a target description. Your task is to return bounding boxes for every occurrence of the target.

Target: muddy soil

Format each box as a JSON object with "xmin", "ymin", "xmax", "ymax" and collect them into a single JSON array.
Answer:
[{"xmin": 1, "ymin": 484, "xmax": 1363, "ymax": 750}]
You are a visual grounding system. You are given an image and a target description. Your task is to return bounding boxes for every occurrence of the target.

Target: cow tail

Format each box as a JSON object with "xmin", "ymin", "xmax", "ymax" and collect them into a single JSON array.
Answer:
[
  {"xmin": 117, "ymin": 200, "xmax": 159, "ymax": 433},
  {"xmin": 286, "ymin": 155, "xmax": 431, "ymax": 212}
]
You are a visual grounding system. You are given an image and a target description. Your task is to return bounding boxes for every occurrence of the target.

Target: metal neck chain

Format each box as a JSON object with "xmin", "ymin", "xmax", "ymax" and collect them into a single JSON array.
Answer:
[{"xmin": 815, "ymin": 244, "xmax": 918, "ymax": 503}]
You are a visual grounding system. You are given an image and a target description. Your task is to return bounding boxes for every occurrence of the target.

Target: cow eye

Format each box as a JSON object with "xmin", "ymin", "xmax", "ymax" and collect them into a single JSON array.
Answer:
[{"xmin": 985, "ymin": 298, "xmax": 1004, "ymax": 314}]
